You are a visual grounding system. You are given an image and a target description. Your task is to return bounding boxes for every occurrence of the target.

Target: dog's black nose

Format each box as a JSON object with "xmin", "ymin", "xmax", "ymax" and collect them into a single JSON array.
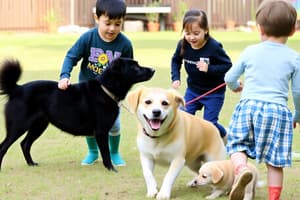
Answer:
[{"xmin": 152, "ymin": 109, "xmax": 161, "ymax": 117}]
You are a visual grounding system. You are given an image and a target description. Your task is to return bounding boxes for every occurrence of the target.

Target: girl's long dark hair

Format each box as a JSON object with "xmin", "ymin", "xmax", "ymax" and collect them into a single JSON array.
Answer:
[{"xmin": 180, "ymin": 9, "xmax": 210, "ymax": 56}]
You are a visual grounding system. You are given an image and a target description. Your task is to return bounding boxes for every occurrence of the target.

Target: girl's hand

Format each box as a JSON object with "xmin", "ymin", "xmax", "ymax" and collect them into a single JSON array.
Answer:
[
  {"xmin": 172, "ymin": 80, "xmax": 181, "ymax": 89},
  {"xmin": 196, "ymin": 60, "xmax": 208, "ymax": 72},
  {"xmin": 58, "ymin": 78, "xmax": 71, "ymax": 90},
  {"xmin": 232, "ymin": 80, "xmax": 243, "ymax": 92}
]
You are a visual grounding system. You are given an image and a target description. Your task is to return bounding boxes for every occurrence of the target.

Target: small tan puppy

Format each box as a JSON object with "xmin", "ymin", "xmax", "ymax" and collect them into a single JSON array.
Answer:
[
  {"xmin": 126, "ymin": 87, "xmax": 226, "ymax": 200},
  {"xmin": 190, "ymin": 160, "xmax": 258, "ymax": 200}
]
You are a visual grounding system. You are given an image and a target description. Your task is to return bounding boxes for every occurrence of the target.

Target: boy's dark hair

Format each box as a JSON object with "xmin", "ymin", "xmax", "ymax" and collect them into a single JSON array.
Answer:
[
  {"xmin": 256, "ymin": 0, "xmax": 297, "ymax": 37},
  {"xmin": 180, "ymin": 9, "xmax": 210, "ymax": 56},
  {"xmin": 95, "ymin": 0, "xmax": 127, "ymax": 19}
]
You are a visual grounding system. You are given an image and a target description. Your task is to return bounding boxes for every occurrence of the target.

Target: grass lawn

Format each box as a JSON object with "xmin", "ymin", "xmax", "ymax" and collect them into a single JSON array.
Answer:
[{"xmin": 0, "ymin": 30, "xmax": 300, "ymax": 199}]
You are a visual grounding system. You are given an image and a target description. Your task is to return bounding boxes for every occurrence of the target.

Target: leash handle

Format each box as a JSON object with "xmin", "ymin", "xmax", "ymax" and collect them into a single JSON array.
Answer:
[{"xmin": 185, "ymin": 82, "xmax": 226, "ymax": 106}]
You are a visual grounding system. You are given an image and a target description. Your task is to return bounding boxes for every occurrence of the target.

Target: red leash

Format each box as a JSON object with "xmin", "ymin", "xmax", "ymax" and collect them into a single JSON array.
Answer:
[{"xmin": 185, "ymin": 82, "xmax": 226, "ymax": 106}]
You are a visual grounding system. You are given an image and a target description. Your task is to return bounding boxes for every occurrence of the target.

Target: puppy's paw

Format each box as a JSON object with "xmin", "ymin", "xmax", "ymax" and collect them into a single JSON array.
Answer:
[
  {"xmin": 146, "ymin": 187, "xmax": 158, "ymax": 198},
  {"xmin": 206, "ymin": 194, "xmax": 217, "ymax": 199},
  {"xmin": 206, "ymin": 190, "xmax": 224, "ymax": 199},
  {"xmin": 156, "ymin": 191, "xmax": 170, "ymax": 200}
]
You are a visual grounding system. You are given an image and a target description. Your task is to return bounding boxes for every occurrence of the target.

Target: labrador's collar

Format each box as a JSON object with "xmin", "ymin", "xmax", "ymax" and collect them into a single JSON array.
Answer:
[
  {"xmin": 143, "ymin": 128, "xmax": 160, "ymax": 139},
  {"xmin": 101, "ymin": 85, "xmax": 120, "ymax": 103}
]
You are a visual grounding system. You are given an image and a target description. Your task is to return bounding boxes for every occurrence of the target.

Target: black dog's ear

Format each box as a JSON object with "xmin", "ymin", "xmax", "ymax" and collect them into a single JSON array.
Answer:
[
  {"xmin": 110, "ymin": 58, "xmax": 122, "ymax": 69},
  {"xmin": 110, "ymin": 57, "xmax": 134, "ymax": 72}
]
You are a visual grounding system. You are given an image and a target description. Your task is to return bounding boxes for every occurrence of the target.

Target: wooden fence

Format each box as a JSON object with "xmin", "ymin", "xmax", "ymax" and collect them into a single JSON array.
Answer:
[
  {"xmin": 156, "ymin": 0, "xmax": 262, "ymax": 29},
  {"xmin": 0, "ymin": 0, "xmax": 96, "ymax": 31},
  {"xmin": 0, "ymin": 0, "xmax": 262, "ymax": 32}
]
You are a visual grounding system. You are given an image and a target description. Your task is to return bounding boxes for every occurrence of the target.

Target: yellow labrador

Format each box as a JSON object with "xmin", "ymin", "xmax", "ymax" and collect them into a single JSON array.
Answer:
[
  {"xmin": 190, "ymin": 160, "xmax": 258, "ymax": 200},
  {"xmin": 126, "ymin": 87, "xmax": 226, "ymax": 200}
]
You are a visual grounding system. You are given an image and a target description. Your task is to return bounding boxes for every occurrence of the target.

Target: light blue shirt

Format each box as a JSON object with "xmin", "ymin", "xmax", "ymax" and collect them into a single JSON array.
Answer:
[{"xmin": 225, "ymin": 41, "xmax": 300, "ymax": 122}]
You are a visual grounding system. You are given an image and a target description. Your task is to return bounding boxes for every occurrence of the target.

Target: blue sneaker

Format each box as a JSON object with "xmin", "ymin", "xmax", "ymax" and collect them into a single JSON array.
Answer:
[
  {"xmin": 81, "ymin": 153, "xmax": 99, "ymax": 165},
  {"xmin": 110, "ymin": 153, "xmax": 126, "ymax": 166}
]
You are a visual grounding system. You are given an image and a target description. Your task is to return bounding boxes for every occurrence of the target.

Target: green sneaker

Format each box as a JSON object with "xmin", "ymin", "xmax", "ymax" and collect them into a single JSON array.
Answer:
[
  {"xmin": 110, "ymin": 153, "xmax": 126, "ymax": 166},
  {"xmin": 109, "ymin": 135, "xmax": 126, "ymax": 166},
  {"xmin": 81, "ymin": 153, "xmax": 99, "ymax": 165},
  {"xmin": 81, "ymin": 137, "xmax": 99, "ymax": 165}
]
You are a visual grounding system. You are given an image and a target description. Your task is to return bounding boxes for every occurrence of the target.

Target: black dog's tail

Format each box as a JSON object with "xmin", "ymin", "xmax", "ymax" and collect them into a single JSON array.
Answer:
[{"xmin": 0, "ymin": 59, "xmax": 22, "ymax": 95}]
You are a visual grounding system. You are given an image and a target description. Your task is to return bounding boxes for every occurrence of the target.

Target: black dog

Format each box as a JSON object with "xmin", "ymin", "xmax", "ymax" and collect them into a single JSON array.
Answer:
[{"xmin": 0, "ymin": 57, "xmax": 154, "ymax": 172}]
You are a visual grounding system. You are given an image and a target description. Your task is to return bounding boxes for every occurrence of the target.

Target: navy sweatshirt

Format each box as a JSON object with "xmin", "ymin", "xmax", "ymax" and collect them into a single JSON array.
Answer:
[{"xmin": 171, "ymin": 37, "xmax": 232, "ymax": 94}]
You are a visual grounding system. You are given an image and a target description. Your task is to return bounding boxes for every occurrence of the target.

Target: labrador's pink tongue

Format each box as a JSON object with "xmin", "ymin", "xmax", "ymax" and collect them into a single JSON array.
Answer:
[{"xmin": 149, "ymin": 119, "xmax": 161, "ymax": 130}]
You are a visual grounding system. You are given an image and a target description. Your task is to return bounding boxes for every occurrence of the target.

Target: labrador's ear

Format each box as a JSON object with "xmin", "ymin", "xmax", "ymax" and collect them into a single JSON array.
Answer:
[
  {"xmin": 125, "ymin": 86, "xmax": 145, "ymax": 113},
  {"xmin": 211, "ymin": 165, "xmax": 224, "ymax": 184},
  {"xmin": 175, "ymin": 94, "xmax": 185, "ymax": 108},
  {"xmin": 168, "ymin": 88, "xmax": 185, "ymax": 108}
]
